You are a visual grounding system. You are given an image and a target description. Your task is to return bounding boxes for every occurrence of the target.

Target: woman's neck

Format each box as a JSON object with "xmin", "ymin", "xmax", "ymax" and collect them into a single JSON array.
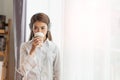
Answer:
[{"xmin": 43, "ymin": 36, "xmax": 47, "ymax": 42}]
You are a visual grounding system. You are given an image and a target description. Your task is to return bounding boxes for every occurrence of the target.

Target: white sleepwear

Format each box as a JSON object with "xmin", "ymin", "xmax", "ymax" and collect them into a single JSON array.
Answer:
[{"xmin": 19, "ymin": 40, "xmax": 60, "ymax": 80}]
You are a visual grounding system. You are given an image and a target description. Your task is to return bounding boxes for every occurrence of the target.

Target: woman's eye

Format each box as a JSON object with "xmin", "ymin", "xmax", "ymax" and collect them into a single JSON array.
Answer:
[
  {"xmin": 34, "ymin": 27, "xmax": 38, "ymax": 30},
  {"xmin": 41, "ymin": 27, "xmax": 45, "ymax": 29}
]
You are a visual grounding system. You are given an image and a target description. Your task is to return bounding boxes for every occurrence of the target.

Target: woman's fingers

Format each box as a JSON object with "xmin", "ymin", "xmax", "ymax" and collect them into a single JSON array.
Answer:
[{"xmin": 32, "ymin": 37, "xmax": 43, "ymax": 47}]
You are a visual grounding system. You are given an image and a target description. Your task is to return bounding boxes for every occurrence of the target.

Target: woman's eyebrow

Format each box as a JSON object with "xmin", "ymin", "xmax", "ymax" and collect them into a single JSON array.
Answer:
[
  {"xmin": 34, "ymin": 25, "xmax": 43, "ymax": 27},
  {"xmin": 33, "ymin": 25, "xmax": 46, "ymax": 28},
  {"xmin": 40, "ymin": 26, "xmax": 46, "ymax": 27},
  {"xmin": 33, "ymin": 25, "xmax": 38, "ymax": 27}
]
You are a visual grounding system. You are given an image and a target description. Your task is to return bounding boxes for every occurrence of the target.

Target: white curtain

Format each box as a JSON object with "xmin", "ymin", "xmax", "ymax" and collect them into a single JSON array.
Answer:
[{"xmin": 63, "ymin": 0, "xmax": 120, "ymax": 80}]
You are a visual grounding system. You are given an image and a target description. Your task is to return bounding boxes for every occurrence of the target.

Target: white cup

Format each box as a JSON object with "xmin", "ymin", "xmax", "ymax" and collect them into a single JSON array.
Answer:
[{"xmin": 34, "ymin": 32, "xmax": 44, "ymax": 47}]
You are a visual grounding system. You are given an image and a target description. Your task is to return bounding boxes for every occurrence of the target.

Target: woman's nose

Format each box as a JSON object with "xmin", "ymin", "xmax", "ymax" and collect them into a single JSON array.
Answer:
[{"xmin": 37, "ymin": 28, "xmax": 42, "ymax": 32}]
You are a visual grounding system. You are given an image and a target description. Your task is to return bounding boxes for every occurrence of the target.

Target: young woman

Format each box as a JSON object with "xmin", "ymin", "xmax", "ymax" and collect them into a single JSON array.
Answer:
[{"xmin": 19, "ymin": 13, "xmax": 60, "ymax": 80}]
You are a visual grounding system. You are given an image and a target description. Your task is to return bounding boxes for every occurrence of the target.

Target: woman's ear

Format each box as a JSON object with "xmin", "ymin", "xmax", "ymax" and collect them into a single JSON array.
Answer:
[{"xmin": 48, "ymin": 23, "xmax": 51, "ymax": 30}]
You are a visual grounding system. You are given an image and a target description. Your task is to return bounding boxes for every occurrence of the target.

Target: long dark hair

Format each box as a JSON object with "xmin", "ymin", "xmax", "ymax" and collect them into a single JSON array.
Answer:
[{"xmin": 29, "ymin": 13, "xmax": 52, "ymax": 41}]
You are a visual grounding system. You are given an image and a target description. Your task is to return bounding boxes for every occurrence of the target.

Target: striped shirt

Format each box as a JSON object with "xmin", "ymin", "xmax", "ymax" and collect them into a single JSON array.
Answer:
[{"xmin": 19, "ymin": 40, "xmax": 60, "ymax": 80}]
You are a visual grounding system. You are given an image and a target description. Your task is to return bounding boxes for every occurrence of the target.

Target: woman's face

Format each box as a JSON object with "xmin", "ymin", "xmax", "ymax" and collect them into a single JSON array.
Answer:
[{"xmin": 32, "ymin": 21, "xmax": 48, "ymax": 37}]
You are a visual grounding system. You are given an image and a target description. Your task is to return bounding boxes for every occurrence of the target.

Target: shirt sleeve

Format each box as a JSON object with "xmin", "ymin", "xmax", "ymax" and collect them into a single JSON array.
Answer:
[
  {"xmin": 19, "ymin": 43, "xmax": 37, "ymax": 76},
  {"xmin": 53, "ymin": 46, "xmax": 61, "ymax": 80}
]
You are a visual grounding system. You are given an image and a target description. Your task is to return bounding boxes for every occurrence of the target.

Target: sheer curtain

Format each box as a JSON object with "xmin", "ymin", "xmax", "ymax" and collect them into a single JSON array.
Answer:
[
  {"xmin": 13, "ymin": 0, "xmax": 27, "ymax": 79},
  {"xmin": 63, "ymin": 0, "xmax": 120, "ymax": 80},
  {"xmin": 63, "ymin": 0, "xmax": 111, "ymax": 80}
]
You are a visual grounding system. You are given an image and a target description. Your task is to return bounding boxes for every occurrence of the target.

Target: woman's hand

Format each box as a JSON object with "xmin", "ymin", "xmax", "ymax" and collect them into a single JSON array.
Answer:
[{"xmin": 30, "ymin": 37, "xmax": 43, "ymax": 55}]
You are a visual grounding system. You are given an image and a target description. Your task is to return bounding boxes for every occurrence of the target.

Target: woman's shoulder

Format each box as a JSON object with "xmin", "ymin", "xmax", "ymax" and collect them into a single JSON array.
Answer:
[
  {"xmin": 44, "ymin": 40, "xmax": 58, "ymax": 49},
  {"xmin": 45, "ymin": 40, "xmax": 59, "ymax": 53},
  {"xmin": 46, "ymin": 40, "xmax": 57, "ymax": 47},
  {"xmin": 20, "ymin": 40, "xmax": 32, "ymax": 48}
]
